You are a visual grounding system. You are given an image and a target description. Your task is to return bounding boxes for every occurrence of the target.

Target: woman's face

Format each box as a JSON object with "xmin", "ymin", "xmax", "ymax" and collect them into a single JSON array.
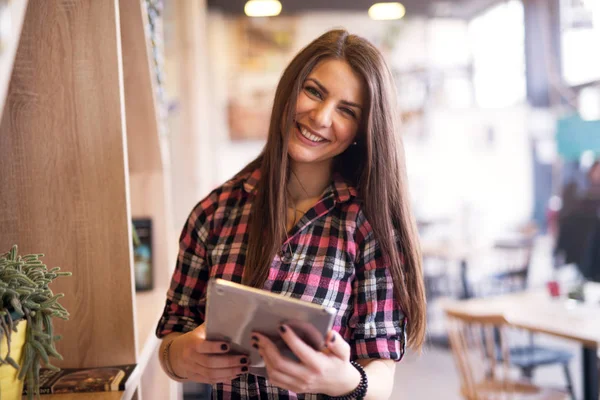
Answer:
[{"xmin": 287, "ymin": 59, "xmax": 365, "ymax": 167}]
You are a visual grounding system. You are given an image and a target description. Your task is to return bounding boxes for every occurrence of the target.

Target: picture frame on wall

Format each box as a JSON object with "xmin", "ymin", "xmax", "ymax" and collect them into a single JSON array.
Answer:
[{"xmin": 132, "ymin": 218, "xmax": 153, "ymax": 292}]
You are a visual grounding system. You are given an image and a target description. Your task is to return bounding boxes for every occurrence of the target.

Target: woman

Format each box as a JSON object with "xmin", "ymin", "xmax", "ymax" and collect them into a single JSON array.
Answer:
[{"xmin": 156, "ymin": 29, "xmax": 426, "ymax": 399}]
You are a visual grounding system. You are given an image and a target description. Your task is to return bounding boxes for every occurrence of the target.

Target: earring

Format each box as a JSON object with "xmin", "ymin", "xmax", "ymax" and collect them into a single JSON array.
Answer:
[{"xmin": 352, "ymin": 141, "xmax": 358, "ymax": 146}]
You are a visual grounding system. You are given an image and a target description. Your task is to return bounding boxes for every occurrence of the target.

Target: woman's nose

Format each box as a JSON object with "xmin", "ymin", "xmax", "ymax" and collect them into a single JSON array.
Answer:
[{"xmin": 310, "ymin": 102, "xmax": 334, "ymax": 128}]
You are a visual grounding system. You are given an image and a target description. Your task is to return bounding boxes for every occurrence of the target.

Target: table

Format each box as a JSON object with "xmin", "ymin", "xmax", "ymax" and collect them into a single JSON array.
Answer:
[{"xmin": 443, "ymin": 283, "xmax": 600, "ymax": 400}]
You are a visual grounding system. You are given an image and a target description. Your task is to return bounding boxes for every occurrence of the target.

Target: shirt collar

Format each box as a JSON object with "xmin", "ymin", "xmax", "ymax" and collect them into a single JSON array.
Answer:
[
  {"xmin": 329, "ymin": 172, "xmax": 357, "ymax": 203},
  {"xmin": 242, "ymin": 168, "xmax": 357, "ymax": 204},
  {"xmin": 242, "ymin": 167, "xmax": 261, "ymax": 194}
]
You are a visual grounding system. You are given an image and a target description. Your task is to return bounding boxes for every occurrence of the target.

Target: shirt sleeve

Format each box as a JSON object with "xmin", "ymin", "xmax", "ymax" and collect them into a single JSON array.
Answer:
[
  {"xmin": 155, "ymin": 194, "xmax": 217, "ymax": 338},
  {"xmin": 349, "ymin": 212, "xmax": 407, "ymax": 362}
]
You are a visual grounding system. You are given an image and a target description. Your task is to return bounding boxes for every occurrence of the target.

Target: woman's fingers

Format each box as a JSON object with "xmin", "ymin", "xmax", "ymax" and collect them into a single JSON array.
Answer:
[
  {"xmin": 324, "ymin": 330, "xmax": 350, "ymax": 360},
  {"xmin": 252, "ymin": 332, "xmax": 283, "ymax": 363},
  {"xmin": 175, "ymin": 323, "xmax": 250, "ymax": 384},
  {"xmin": 252, "ymin": 332, "xmax": 308, "ymax": 376},
  {"xmin": 182, "ymin": 353, "xmax": 249, "ymax": 384},
  {"xmin": 277, "ymin": 324, "xmax": 322, "ymax": 369},
  {"xmin": 195, "ymin": 338, "xmax": 231, "ymax": 354},
  {"xmin": 250, "ymin": 329, "xmax": 353, "ymax": 394},
  {"xmin": 189, "ymin": 323, "xmax": 232, "ymax": 354}
]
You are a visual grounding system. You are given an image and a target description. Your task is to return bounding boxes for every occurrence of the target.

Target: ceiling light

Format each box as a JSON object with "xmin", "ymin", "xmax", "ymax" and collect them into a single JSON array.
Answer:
[
  {"xmin": 368, "ymin": 2, "xmax": 406, "ymax": 20},
  {"xmin": 244, "ymin": 0, "xmax": 282, "ymax": 17}
]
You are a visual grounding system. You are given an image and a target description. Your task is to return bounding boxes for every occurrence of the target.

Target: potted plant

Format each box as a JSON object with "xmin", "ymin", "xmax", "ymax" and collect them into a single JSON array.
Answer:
[{"xmin": 0, "ymin": 245, "xmax": 71, "ymax": 399}]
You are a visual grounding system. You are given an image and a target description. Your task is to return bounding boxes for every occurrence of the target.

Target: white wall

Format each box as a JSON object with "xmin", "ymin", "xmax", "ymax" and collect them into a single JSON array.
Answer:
[{"xmin": 405, "ymin": 106, "xmax": 533, "ymax": 242}]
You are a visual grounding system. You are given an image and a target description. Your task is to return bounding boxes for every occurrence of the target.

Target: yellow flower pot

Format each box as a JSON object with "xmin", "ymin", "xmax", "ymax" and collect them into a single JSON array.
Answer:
[{"xmin": 0, "ymin": 319, "xmax": 26, "ymax": 400}]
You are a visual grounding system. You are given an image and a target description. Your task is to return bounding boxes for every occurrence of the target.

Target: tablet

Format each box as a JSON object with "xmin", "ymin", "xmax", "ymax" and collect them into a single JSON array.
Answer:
[{"xmin": 205, "ymin": 278, "xmax": 336, "ymax": 377}]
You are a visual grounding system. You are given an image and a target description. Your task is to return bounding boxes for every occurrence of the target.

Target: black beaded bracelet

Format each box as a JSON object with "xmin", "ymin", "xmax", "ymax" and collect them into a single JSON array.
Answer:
[{"xmin": 328, "ymin": 360, "xmax": 368, "ymax": 400}]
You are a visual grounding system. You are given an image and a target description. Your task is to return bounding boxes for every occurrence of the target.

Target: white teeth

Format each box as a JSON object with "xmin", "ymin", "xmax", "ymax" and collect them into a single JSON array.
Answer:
[{"xmin": 300, "ymin": 126, "xmax": 325, "ymax": 143}]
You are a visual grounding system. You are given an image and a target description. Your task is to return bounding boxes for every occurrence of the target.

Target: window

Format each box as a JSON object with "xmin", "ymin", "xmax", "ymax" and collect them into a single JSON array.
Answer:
[
  {"xmin": 561, "ymin": 0, "xmax": 600, "ymax": 86},
  {"xmin": 468, "ymin": 1, "xmax": 526, "ymax": 108}
]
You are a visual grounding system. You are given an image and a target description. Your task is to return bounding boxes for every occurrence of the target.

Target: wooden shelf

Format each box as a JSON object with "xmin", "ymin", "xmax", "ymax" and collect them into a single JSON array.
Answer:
[
  {"xmin": 26, "ymin": 280, "xmax": 169, "ymax": 400},
  {"xmin": 0, "ymin": 0, "xmax": 29, "ymax": 120},
  {"xmin": 24, "ymin": 393, "xmax": 124, "ymax": 400}
]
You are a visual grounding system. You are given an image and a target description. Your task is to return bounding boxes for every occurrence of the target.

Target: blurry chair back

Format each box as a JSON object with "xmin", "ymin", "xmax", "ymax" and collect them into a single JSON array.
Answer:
[
  {"xmin": 473, "ymin": 237, "xmax": 534, "ymax": 297},
  {"xmin": 445, "ymin": 308, "xmax": 569, "ymax": 400}
]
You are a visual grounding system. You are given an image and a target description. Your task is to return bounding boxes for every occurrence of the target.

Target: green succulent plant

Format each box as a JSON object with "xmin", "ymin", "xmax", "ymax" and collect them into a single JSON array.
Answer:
[{"xmin": 0, "ymin": 245, "xmax": 71, "ymax": 399}]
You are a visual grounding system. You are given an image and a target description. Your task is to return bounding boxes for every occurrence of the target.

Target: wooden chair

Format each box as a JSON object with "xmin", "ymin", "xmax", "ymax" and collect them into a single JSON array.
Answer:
[
  {"xmin": 471, "ymin": 237, "xmax": 575, "ymax": 399},
  {"xmin": 445, "ymin": 308, "xmax": 570, "ymax": 400}
]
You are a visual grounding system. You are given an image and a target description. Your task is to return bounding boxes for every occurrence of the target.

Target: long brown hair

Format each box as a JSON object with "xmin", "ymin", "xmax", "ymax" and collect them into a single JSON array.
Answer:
[{"xmin": 239, "ymin": 29, "xmax": 426, "ymax": 351}]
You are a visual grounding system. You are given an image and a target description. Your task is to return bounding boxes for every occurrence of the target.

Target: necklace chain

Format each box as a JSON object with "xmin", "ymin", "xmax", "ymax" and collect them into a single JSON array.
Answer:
[
  {"xmin": 283, "ymin": 170, "xmax": 312, "ymax": 262},
  {"xmin": 283, "ymin": 170, "xmax": 331, "ymax": 263}
]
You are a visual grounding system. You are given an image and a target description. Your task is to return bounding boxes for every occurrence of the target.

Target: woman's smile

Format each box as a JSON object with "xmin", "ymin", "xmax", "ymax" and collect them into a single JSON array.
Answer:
[{"xmin": 295, "ymin": 122, "xmax": 329, "ymax": 146}]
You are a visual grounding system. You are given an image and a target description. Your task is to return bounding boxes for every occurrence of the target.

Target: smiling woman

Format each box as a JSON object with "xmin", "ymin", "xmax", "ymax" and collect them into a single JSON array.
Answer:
[
  {"xmin": 288, "ymin": 59, "xmax": 364, "ymax": 167},
  {"xmin": 156, "ymin": 29, "xmax": 426, "ymax": 400}
]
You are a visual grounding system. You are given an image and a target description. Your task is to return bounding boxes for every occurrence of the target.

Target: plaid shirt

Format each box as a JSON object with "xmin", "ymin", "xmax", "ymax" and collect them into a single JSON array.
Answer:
[{"xmin": 156, "ymin": 168, "xmax": 407, "ymax": 399}]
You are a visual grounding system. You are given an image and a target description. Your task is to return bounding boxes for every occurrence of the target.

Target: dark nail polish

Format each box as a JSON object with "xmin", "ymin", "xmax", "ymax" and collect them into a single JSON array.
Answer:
[
  {"xmin": 252, "ymin": 343, "xmax": 259, "ymax": 349},
  {"xmin": 221, "ymin": 344, "xmax": 229, "ymax": 351},
  {"xmin": 330, "ymin": 334, "xmax": 336, "ymax": 343},
  {"xmin": 242, "ymin": 366, "xmax": 248, "ymax": 372},
  {"xmin": 279, "ymin": 325, "xmax": 287, "ymax": 333},
  {"xmin": 251, "ymin": 335, "xmax": 259, "ymax": 342},
  {"xmin": 240, "ymin": 357, "xmax": 247, "ymax": 364}
]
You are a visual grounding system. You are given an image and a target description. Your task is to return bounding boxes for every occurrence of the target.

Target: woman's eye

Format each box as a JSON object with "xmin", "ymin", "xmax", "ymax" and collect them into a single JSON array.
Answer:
[
  {"xmin": 340, "ymin": 107, "xmax": 356, "ymax": 118},
  {"xmin": 305, "ymin": 86, "xmax": 322, "ymax": 99}
]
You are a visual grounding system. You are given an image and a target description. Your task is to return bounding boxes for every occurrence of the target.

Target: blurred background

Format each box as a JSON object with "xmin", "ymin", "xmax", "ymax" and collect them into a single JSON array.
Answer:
[
  {"xmin": 149, "ymin": 0, "xmax": 600, "ymax": 398},
  {"xmin": 2, "ymin": 0, "xmax": 599, "ymax": 398}
]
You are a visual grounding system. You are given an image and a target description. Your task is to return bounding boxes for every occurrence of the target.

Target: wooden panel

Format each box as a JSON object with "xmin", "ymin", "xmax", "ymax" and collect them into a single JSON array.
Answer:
[
  {"xmin": 119, "ymin": 0, "xmax": 162, "ymax": 173},
  {"xmin": 0, "ymin": 0, "xmax": 136, "ymax": 367},
  {"xmin": 0, "ymin": 0, "xmax": 29, "ymax": 120}
]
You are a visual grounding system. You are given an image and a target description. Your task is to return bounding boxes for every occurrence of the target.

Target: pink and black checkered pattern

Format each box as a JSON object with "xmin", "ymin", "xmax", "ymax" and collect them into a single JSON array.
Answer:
[{"xmin": 156, "ymin": 168, "xmax": 407, "ymax": 399}]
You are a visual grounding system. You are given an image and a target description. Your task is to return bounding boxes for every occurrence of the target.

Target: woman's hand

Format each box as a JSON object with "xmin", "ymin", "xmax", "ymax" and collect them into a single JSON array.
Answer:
[
  {"xmin": 169, "ymin": 323, "xmax": 250, "ymax": 384},
  {"xmin": 251, "ymin": 326, "xmax": 361, "ymax": 396}
]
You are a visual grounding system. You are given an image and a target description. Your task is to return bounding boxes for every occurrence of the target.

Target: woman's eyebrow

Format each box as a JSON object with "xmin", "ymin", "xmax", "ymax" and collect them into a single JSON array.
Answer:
[{"xmin": 306, "ymin": 78, "xmax": 363, "ymax": 110}]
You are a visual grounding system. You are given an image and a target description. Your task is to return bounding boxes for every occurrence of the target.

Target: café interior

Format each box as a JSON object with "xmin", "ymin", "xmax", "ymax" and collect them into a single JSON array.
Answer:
[{"xmin": 1, "ymin": 0, "xmax": 599, "ymax": 399}]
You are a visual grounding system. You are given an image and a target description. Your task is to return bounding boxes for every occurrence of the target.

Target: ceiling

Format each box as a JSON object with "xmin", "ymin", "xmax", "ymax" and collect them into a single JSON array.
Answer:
[{"xmin": 206, "ymin": 0, "xmax": 503, "ymax": 19}]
